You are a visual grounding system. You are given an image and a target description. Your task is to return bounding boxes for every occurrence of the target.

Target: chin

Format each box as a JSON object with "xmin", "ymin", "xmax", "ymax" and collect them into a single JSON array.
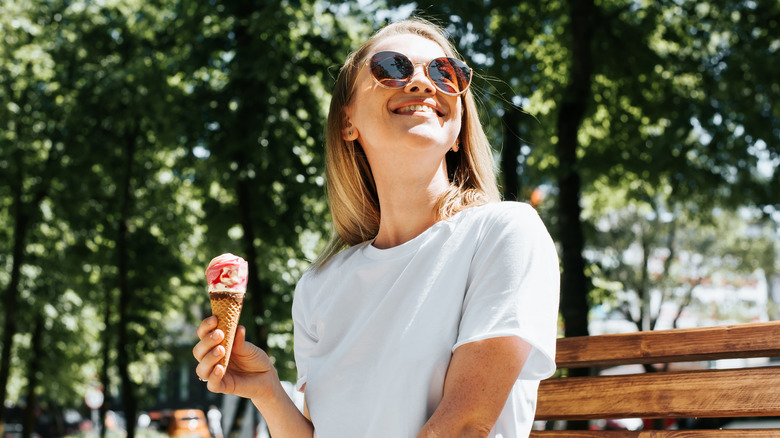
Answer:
[{"xmin": 405, "ymin": 121, "xmax": 454, "ymax": 136}]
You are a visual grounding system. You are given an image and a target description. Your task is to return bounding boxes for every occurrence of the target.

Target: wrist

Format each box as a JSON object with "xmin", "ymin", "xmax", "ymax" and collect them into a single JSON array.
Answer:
[
  {"xmin": 250, "ymin": 367, "xmax": 284, "ymax": 410},
  {"xmin": 250, "ymin": 373, "xmax": 313, "ymax": 437}
]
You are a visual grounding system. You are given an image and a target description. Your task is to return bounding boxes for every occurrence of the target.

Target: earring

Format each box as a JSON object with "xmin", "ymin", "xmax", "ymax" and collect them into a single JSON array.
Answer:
[
  {"xmin": 343, "ymin": 125, "xmax": 358, "ymax": 141},
  {"xmin": 451, "ymin": 142, "xmax": 460, "ymax": 153}
]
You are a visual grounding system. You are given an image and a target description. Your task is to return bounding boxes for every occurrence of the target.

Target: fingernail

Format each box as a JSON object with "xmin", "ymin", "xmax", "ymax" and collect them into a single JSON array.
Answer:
[{"xmin": 211, "ymin": 330, "xmax": 221, "ymax": 340}]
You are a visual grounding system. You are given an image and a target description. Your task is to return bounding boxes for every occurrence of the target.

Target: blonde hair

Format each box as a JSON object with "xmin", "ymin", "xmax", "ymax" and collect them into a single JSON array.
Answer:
[{"xmin": 314, "ymin": 17, "xmax": 500, "ymax": 267}]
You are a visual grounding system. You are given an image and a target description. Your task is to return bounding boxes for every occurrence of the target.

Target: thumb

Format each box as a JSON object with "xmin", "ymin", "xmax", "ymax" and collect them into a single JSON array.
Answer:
[{"xmin": 233, "ymin": 325, "xmax": 247, "ymax": 353}]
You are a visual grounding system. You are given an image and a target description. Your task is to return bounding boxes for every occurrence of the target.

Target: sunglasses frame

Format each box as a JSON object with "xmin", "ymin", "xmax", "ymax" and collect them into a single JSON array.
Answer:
[{"xmin": 352, "ymin": 50, "xmax": 473, "ymax": 97}]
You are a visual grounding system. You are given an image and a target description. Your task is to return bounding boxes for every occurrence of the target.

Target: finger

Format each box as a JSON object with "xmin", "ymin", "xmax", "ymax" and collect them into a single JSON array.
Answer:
[
  {"xmin": 205, "ymin": 364, "xmax": 229, "ymax": 395},
  {"xmin": 196, "ymin": 316, "xmax": 219, "ymax": 339},
  {"xmin": 193, "ymin": 328, "xmax": 224, "ymax": 362},
  {"xmin": 196, "ymin": 344, "xmax": 225, "ymax": 381}
]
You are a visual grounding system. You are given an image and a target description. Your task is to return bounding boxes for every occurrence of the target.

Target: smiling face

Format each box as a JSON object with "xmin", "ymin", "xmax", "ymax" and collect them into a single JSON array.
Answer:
[{"xmin": 344, "ymin": 34, "xmax": 463, "ymax": 176}]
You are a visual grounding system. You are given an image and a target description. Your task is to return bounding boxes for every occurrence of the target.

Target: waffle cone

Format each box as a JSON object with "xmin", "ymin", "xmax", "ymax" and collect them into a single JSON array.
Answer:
[{"xmin": 209, "ymin": 291, "xmax": 245, "ymax": 369}]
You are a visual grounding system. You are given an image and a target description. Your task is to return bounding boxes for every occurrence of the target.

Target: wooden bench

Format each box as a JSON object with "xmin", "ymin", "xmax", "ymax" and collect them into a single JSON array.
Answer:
[{"xmin": 531, "ymin": 321, "xmax": 780, "ymax": 437}]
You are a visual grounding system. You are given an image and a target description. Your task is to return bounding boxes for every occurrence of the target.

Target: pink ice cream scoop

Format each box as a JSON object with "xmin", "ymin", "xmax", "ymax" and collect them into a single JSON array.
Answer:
[{"xmin": 206, "ymin": 253, "xmax": 248, "ymax": 292}]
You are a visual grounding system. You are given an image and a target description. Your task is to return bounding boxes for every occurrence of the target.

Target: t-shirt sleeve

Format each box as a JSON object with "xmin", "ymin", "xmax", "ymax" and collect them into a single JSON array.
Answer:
[
  {"xmin": 454, "ymin": 203, "xmax": 560, "ymax": 380},
  {"xmin": 292, "ymin": 272, "xmax": 318, "ymax": 392}
]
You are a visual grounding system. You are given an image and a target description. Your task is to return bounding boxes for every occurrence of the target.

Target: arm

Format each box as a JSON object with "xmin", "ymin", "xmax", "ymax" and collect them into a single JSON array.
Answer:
[
  {"xmin": 252, "ymin": 379, "xmax": 313, "ymax": 437},
  {"xmin": 417, "ymin": 336, "xmax": 531, "ymax": 438},
  {"xmin": 194, "ymin": 317, "xmax": 313, "ymax": 437}
]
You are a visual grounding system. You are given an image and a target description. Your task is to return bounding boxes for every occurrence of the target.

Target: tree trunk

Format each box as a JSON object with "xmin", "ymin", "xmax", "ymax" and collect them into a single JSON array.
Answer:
[
  {"xmin": 0, "ymin": 195, "xmax": 26, "ymax": 437},
  {"xmin": 22, "ymin": 315, "xmax": 44, "ymax": 438},
  {"xmin": 117, "ymin": 134, "xmax": 138, "ymax": 438},
  {"xmin": 0, "ymin": 154, "xmax": 34, "ymax": 436},
  {"xmin": 99, "ymin": 289, "xmax": 112, "ymax": 438},
  {"xmin": 762, "ymin": 234, "xmax": 778, "ymax": 320},
  {"xmin": 225, "ymin": 8, "xmax": 268, "ymax": 436},
  {"xmin": 501, "ymin": 104, "xmax": 523, "ymax": 201},
  {"xmin": 767, "ymin": 272, "xmax": 778, "ymax": 321},
  {"xmin": 557, "ymin": 0, "xmax": 594, "ymax": 340},
  {"xmin": 236, "ymin": 176, "xmax": 269, "ymax": 353},
  {"xmin": 639, "ymin": 225, "xmax": 652, "ymax": 332},
  {"xmin": 556, "ymin": 0, "xmax": 595, "ymax": 429},
  {"xmin": 0, "ymin": 125, "xmax": 56, "ymax": 436},
  {"xmin": 231, "ymin": 1, "xmax": 269, "ymax": 355}
]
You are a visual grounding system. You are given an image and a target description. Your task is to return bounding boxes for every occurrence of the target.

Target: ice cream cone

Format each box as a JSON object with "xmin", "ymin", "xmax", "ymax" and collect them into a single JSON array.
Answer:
[
  {"xmin": 209, "ymin": 291, "xmax": 244, "ymax": 369},
  {"xmin": 206, "ymin": 253, "xmax": 249, "ymax": 370}
]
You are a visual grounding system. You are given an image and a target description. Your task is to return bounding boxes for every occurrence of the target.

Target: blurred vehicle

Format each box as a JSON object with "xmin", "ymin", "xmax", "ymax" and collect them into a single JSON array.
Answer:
[
  {"xmin": 170, "ymin": 409, "xmax": 210, "ymax": 438},
  {"xmin": 3, "ymin": 423, "xmax": 24, "ymax": 438},
  {"xmin": 2, "ymin": 405, "xmax": 42, "ymax": 438},
  {"xmin": 2, "ymin": 423, "xmax": 42, "ymax": 438},
  {"xmin": 148, "ymin": 409, "xmax": 209, "ymax": 438}
]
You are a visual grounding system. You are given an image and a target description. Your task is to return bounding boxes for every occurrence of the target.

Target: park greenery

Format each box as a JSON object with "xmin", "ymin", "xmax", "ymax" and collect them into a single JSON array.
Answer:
[{"xmin": 1, "ymin": 0, "xmax": 777, "ymax": 436}]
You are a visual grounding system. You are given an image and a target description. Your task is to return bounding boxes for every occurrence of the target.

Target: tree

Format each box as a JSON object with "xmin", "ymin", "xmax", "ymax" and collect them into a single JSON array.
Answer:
[
  {"xmin": 0, "ymin": 0, "xmax": 203, "ymax": 434},
  {"xmin": 1, "ymin": 1, "xmax": 775, "ymax": 434},
  {"xmin": 0, "ymin": 0, "xmax": 73, "ymax": 431},
  {"xmin": 173, "ymin": 0, "xmax": 367, "ymax": 377},
  {"xmin": 586, "ymin": 187, "xmax": 777, "ymax": 332},
  {"xmin": 2, "ymin": 2, "xmax": 368, "ymax": 434},
  {"xmin": 54, "ymin": 1, "xmax": 198, "ymax": 433}
]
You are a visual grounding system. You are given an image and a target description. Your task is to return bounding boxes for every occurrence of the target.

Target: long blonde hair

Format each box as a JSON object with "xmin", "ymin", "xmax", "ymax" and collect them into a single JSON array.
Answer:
[{"xmin": 314, "ymin": 17, "xmax": 500, "ymax": 267}]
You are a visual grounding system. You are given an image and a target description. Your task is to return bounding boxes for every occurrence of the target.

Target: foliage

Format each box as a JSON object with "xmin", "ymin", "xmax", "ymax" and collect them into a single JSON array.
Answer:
[
  {"xmin": 584, "ymin": 183, "xmax": 776, "ymax": 331},
  {"xmin": 388, "ymin": 0, "xmax": 779, "ymax": 334},
  {"xmin": 0, "ymin": 0, "xmax": 777, "ymax": 434},
  {"xmin": 0, "ymin": 0, "xmax": 369, "ymax": 430},
  {"xmin": 166, "ymin": 0, "xmax": 370, "ymax": 380}
]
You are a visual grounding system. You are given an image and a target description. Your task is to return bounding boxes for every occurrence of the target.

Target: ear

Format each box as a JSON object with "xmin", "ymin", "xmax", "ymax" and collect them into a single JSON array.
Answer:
[{"xmin": 342, "ymin": 113, "xmax": 359, "ymax": 141}]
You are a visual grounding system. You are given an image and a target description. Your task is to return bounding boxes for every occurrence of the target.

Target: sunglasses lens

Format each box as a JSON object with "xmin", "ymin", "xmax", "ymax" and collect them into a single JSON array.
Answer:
[
  {"xmin": 367, "ymin": 51, "xmax": 472, "ymax": 95},
  {"xmin": 429, "ymin": 57, "xmax": 471, "ymax": 95},
  {"xmin": 370, "ymin": 51, "xmax": 413, "ymax": 88}
]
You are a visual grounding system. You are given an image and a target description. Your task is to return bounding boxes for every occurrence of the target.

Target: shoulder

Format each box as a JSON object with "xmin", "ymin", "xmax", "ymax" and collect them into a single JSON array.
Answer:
[
  {"xmin": 464, "ymin": 201, "xmax": 555, "ymax": 259},
  {"xmin": 483, "ymin": 200, "xmax": 538, "ymax": 219},
  {"xmin": 464, "ymin": 201, "xmax": 544, "ymax": 233}
]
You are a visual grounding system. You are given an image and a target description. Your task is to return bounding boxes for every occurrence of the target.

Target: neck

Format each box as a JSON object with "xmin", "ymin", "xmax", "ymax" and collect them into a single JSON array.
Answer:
[{"xmin": 371, "ymin": 159, "xmax": 450, "ymax": 249}]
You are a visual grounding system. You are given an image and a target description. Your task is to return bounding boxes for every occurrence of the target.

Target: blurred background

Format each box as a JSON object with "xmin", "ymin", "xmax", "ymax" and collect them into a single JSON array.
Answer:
[{"xmin": 0, "ymin": 0, "xmax": 777, "ymax": 437}]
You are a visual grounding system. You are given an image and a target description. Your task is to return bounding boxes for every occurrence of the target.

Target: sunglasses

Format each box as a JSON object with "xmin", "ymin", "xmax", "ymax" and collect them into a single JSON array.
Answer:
[{"xmin": 354, "ymin": 50, "xmax": 473, "ymax": 96}]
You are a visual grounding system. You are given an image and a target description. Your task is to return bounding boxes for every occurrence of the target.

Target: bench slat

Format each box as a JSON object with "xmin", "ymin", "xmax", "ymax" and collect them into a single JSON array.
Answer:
[
  {"xmin": 557, "ymin": 322, "xmax": 780, "ymax": 368},
  {"xmin": 536, "ymin": 366, "xmax": 780, "ymax": 420},
  {"xmin": 530, "ymin": 431, "xmax": 780, "ymax": 437}
]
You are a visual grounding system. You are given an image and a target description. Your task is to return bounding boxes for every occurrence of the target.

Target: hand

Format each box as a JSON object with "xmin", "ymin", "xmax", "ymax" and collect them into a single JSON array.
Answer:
[{"xmin": 193, "ymin": 316, "xmax": 276, "ymax": 399}]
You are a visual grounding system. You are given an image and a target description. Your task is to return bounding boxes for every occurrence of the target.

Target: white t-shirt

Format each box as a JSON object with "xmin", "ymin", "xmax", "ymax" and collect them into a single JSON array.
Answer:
[{"xmin": 292, "ymin": 201, "xmax": 560, "ymax": 437}]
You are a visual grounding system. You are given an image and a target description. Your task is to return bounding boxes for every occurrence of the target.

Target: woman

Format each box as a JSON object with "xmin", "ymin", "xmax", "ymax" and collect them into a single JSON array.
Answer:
[{"xmin": 194, "ymin": 17, "xmax": 559, "ymax": 437}]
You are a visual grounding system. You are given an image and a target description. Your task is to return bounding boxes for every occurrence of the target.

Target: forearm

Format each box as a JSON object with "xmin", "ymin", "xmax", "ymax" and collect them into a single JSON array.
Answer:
[
  {"xmin": 418, "ymin": 417, "xmax": 491, "ymax": 438},
  {"xmin": 418, "ymin": 337, "xmax": 531, "ymax": 438},
  {"xmin": 417, "ymin": 401, "xmax": 493, "ymax": 438},
  {"xmin": 251, "ymin": 374, "xmax": 313, "ymax": 438}
]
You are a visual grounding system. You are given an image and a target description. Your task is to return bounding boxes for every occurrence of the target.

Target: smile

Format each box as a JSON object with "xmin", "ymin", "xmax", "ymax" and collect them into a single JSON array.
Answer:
[{"xmin": 394, "ymin": 104, "xmax": 443, "ymax": 117}]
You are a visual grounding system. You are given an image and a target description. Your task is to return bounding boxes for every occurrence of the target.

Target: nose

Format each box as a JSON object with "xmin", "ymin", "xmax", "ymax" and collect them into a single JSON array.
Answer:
[{"xmin": 404, "ymin": 63, "xmax": 435, "ymax": 94}]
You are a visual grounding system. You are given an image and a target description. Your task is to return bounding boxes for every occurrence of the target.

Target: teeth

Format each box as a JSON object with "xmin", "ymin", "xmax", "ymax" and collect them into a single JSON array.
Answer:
[{"xmin": 399, "ymin": 104, "xmax": 434, "ymax": 113}]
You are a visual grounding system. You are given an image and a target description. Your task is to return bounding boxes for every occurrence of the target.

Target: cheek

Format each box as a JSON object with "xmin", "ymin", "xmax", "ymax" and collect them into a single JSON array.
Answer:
[
  {"xmin": 348, "ymin": 92, "xmax": 381, "ymax": 126},
  {"xmin": 349, "ymin": 106, "xmax": 378, "ymax": 138},
  {"xmin": 451, "ymin": 100, "xmax": 464, "ymax": 134}
]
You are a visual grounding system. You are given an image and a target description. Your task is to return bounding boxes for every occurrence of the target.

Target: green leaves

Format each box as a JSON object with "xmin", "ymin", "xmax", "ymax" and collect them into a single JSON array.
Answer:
[
  {"xmin": 173, "ymin": 0, "xmax": 368, "ymax": 380},
  {"xmin": 0, "ymin": 0, "xmax": 369, "ymax": 416},
  {"xmin": 1, "ymin": 0, "xmax": 776, "ymax": 425},
  {"xmin": 384, "ymin": 1, "xmax": 778, "ymax": 334}
]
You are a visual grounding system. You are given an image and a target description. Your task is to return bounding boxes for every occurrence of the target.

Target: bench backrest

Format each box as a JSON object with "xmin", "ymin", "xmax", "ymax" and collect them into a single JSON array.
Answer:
[{"xmin": 531, "ymin": 321, "xmax": 780, "ymax": 437}]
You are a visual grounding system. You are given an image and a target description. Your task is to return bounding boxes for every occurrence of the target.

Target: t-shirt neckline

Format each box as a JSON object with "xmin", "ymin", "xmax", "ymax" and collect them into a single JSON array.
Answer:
[{"xmin": 360, "ymin": 206, "xmax": 481, "ymax": 260}]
